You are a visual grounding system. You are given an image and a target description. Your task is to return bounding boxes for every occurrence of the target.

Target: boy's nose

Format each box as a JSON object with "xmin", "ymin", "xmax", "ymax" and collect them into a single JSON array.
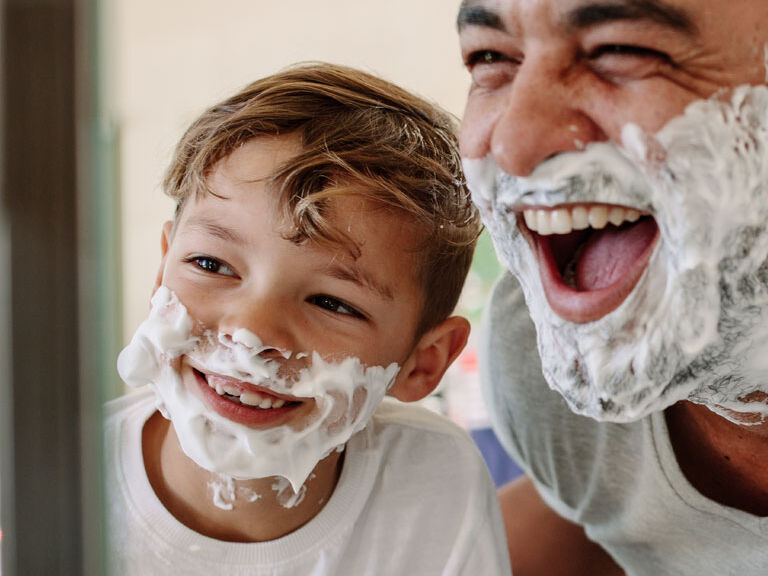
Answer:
[
  {"xmin": 489, "ymin": 58, "xmax": 605, "ymax": 177},
  {"xmin": 218, "ymin": 294, "xmax": 298, "ymax": 354}
]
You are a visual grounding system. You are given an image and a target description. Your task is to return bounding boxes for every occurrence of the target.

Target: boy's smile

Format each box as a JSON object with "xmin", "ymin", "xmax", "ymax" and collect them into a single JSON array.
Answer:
[
  {"xmin": 187, "ymin": 363, "xmax": 309, "ymax": 429},
  {"xmin": 156, "ymin": 133, "xmax": 425, "ymax": 433}
]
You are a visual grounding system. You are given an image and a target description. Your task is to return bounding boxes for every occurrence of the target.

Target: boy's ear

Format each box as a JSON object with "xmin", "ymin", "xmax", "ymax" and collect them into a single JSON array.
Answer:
[
  {"xmin": 388, "ymin": 316, "xmax": 470, "ymax": 403},
  {"xmin": 153, "ymin": 221, "xmax": 174, "ymax": 295}
]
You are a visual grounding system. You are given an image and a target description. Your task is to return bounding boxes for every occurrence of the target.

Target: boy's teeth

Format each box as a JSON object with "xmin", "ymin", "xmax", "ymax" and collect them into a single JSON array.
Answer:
[
  {"xmin": 209, "ymin": 380, "xmax": 288, "ymax": 409},
  {"xmin": 211, "ymin": 381, "xmax": 241, "ymax": 397},
  {"xmin": 523, "ymin": 205, "xmax": 642, "ymax": 236},
  {"xmin": 223, "ymin": 384, "xmax": 241, "ymax": 396},
  {"xmin": 240, "ymin": 391, "xmax": 265, "ymax": 407},
  {"xmin": 237, "ymin": 390, "xmax": 287, "ymax": 409}
]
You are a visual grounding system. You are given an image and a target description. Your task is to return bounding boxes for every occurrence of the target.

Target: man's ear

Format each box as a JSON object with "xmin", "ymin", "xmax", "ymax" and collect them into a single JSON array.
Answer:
[
  {"xmin": 388, "ymin": 316, "xmax": 470, "ymax": 403},
  {"xmin": 153, "ymin": 221, "xmax": 173, "ymax": 296}
]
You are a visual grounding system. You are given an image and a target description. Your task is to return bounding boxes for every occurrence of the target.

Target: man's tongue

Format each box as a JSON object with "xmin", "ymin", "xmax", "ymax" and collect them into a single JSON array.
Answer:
[{"xmin": 574, "ymin": 218, "xmax": 657, "ymax": 291}]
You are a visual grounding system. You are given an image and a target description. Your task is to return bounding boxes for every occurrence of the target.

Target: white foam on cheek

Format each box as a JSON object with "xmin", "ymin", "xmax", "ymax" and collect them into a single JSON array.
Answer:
[
  {"xmin": 117, "ymin": 286, "xmax": 400, "ymax": 492},
  {"xmin": 116, "ymin": 287, "xmax": 200, "ymax": 419},
  {"xmin": 464, "ymin": 84, "xmax": 768, "ymax": 424}
]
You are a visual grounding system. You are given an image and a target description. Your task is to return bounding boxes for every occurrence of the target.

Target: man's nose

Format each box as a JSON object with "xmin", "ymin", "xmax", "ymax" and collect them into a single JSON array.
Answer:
[{"xmin": 490, "ymin": 58, "xmax": 604, "ymax": 177}]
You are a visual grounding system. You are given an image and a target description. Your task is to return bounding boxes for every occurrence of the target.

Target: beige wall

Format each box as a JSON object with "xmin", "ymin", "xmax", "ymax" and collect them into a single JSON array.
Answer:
[{"xmin": 112, "ymin": 0, "xmax": 471, "ymax": 341}]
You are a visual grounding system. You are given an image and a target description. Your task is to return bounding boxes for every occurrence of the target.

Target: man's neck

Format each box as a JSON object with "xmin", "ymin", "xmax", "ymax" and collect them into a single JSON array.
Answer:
[
  {"xmin": 142, "ymin": 412, "xmax": 343, "ymax": 542},
  {"xmin": 666, "ymin": 400, "xmax": 768, "ymax": 516}
]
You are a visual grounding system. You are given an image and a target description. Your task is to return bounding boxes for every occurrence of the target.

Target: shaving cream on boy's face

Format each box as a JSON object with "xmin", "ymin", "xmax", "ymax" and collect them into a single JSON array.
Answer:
[
  {"xmin": 117, "ymin": 286, "xmax": 399, "ymax": 491},
  {"xmin": 464, "ymin": 84, "xmax": 768, "ymax": 424}
]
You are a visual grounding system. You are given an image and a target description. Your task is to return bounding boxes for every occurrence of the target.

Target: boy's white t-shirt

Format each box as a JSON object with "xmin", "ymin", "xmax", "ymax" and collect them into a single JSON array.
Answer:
[{"xmin": 105, "ymin": 389, "xmax": 511, "ymax": 576}]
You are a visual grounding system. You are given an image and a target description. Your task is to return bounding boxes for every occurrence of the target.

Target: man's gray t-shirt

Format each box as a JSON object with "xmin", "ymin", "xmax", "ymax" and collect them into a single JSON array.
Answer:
[{"xmin": 482, "ymin": 272, "xmax": 768, "ymax": 575}]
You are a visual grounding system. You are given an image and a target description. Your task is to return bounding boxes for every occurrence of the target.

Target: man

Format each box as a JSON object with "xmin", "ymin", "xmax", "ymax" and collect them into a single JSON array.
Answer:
[{"xmin": 457, "ymin": 0, "xmax": 768, "ymax": 574}]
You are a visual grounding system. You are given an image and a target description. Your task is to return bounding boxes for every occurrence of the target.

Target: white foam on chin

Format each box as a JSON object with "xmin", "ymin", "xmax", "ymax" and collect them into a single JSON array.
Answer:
[
  {"xmin": 208, "ymin": 473, "xmax": 263, "ymax": 511},
  {"xmin": 117, "ymin": 286, "xmax": 399, "ymax": 492},
  {"xmin": 464, "ymin": 84, "xmax": 768, "ymax": 424}
]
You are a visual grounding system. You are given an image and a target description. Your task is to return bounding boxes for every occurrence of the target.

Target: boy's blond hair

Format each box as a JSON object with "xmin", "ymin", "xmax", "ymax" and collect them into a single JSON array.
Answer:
[{"xmin": 164, "ymin": 62, "xmax": 481, "ymax": 336}]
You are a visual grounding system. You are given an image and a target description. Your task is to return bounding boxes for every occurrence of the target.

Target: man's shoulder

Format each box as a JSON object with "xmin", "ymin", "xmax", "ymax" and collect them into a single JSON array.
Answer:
[
  {"xmin": 481, "ymin": 272, "xmax": 547, "ymax": 399},
  {"xmin": 479, "ymin": 273, "xmax": 578, "ymax": 450}
]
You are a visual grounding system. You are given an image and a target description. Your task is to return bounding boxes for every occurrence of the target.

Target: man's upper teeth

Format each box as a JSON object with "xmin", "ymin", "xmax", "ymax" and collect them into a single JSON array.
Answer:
[
  {"xmin": 209, "ymin": 380, "xmax": 286, "ymax": 408},
  {"xmin": 523, "ymin": 204, "xmax": 641, "ymax": 236}
]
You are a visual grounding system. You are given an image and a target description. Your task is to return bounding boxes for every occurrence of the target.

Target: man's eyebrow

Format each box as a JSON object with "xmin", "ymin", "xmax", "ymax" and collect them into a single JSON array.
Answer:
[
  {"xmin": 566, "ymin": 0, "xmax": 697, "ymax": 34},
  {"xmin": 457, "ymin": 1, "xmax": 505, "ymax": 32},
  {"xmin": 326, "ymin": 262, "xmax": 394, "ymax": 301},
  {"xmin": 183, "ymin": 216, "xmax": 244, "ymax": 244}
]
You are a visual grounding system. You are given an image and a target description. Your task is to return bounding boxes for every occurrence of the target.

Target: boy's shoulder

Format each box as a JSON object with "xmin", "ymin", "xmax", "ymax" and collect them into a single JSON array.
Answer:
[
  {"xmin": 371, "ymin": 398, "xmax": 471, "ymax": 438},
  {"xmin": 103, "ymin": 387, "xmax": 157, "ymax": 433},
  {"xmin": 364, "ymin": 399, "xmax": 487, "ymax": 476},
  {"xmin": 339, "ymin": 399, "xmax": 509, "ymax": 575}
]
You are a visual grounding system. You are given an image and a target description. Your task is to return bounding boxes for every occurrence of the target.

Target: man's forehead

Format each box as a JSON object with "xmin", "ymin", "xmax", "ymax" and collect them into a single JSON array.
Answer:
[{"xmin": 457, "ymin": 0, "xmax": 699, "ymax": 34}]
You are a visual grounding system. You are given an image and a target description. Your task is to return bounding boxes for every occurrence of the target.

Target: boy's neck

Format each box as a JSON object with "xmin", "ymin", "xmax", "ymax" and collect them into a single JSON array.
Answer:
[{"xmin": 142, "ymin": 411, "xmax": 344, "ymax": 542}]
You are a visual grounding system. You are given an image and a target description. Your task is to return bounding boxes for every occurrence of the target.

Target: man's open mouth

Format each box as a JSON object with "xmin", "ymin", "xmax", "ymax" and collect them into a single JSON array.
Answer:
[{"xmin": 520, "ymin": 203, "xmax": 659, "ymax": 323}]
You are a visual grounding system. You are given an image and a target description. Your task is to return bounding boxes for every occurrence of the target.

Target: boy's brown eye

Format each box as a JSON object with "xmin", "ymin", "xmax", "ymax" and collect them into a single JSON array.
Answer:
[
  {"xmin": 189, "ymin": 255, "xmax": 236, "ymax": 277},
  {"xmin": 196, "ymin": 257, "xmax": 219, "ymax": 272},
  {"xmin": 308, "ymin": 295, "xmax": 365, "ymax": 319}
]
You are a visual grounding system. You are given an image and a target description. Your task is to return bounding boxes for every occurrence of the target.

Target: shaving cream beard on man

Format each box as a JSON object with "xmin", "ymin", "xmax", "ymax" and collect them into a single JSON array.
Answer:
[
  {"xmin": 117, "ymin": 286, "xmax": 399, "ymax": 492},
  {"xmin": 464, "ymin": 84, "xmax": 768, "ymax": 424}
]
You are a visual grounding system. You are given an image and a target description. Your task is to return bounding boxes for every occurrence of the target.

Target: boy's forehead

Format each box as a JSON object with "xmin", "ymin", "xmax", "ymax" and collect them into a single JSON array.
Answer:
[
  {"xmin": 213, "ymin": 134, "xmax": 304, "ymax": 186},
  {"xmin": 178, "ymin": 175, "xmax": 423, "ymax": 269},
  {"xmin": 327, "ymin": 195, "xmax": 426, "ymax": 251}
]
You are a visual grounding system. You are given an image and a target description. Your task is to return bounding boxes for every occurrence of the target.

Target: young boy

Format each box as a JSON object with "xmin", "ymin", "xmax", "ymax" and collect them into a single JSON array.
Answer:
[{"xmin": 107, "ymin": 63, "xmax": 510, "ymax": 575}]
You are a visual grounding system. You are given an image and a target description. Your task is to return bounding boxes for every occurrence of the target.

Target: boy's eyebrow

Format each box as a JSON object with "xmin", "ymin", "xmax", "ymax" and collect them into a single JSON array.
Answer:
[
  {"xmin": 184, "ymin": 216, "xmax": 245, "ymax": 244},
  {"xmin": 326, "ymin": 262, "xmax": 394, "ymax": 301},
  {"xmin": 565, "ymin": 0, "xmax": 698, "ymax": 34}
]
